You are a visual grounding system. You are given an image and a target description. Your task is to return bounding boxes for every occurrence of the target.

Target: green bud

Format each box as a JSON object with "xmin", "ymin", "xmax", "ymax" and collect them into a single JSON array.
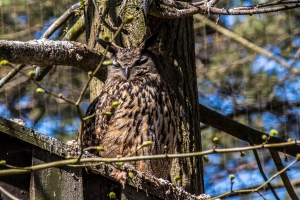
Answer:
[
  {"xmin": 58, "ymin": 93, "xmax": 63, "ymax": 98},
  {"xmin": 80, "ymin": 0, "xmax": 85, "ymax": 6},
  {"xmin": 102, "ymin": 34, "xmax": 110, "ymax": 42},
  {"xmin": 109, "ymin": 191, "xmax": 116, "ymax": 199},
  {"xmin": 88, "ymin": 71, "xmax": 93, "ymax": 76},
  {"xmin": 103, "ymin": 111, "xmax": 112, "ymax": 116},
  {"xmin": 128, "ymin": 172, "xmax": 134, "ymax": 179},
  {"xmin": 103, "ymin": 60, "xmax": 113, "ymax": 66},
  {"xmin": 111, "ymin": 101, "xmax": 120, "ymax": 109},
  {"xmin": 269, "ymin": 129, "xmax": 278, "ymax": 137},
  {"xmin": 203, "ymin": 155, "xmax": 209, "ymax": 163},
  {"xmin": 28, "ymin": 70, "xmax": 35, "ymax": 78},
  {"xmin": 126, "ymin": 15, "xmax": 134, "ymax": 23},
  {"xmin": 0, "ymin": 160, "xmax": 6, "ymax": 165},
  {"xmin": 174, "ymin": 174, "xmax": 181, "ymax": 181},
  {"xmin": 297, "ymin": 154, "xmax": 300, "ymax": 160},
  {"xmin": 66, "ymin": 155, "xmax": 73, "ymax": 159},
  {"xmin": 229, "ymin": 174, "xmax": 235, "ymax": 180},
  {"xmin": 262, "ymin": 135, "xmax": 268, "ymax": 140},
  {"xmin": 36, "ymin": 88, "xmax": 45, "ymax": 93},
  {"xmin": 97, "ymin": 146, "xmax": 105, "ymax": 151},
  {"xmin": 287, "ymin": 138, "xmax": 294, "ymax": 142},
  {"xmin": 115, "ymin": 161, "xmax": 124, "ymax": 166},
  {"xmin": 143, "ymin": 141, "xmax": 153, "ymax": 147},
  {"xmin": 0, "ymin": 60, "xmax": 9, "ymax": 65},
  {"xmin": 213, "ymin": 137, "xmax": 219, "ymax": 143}
]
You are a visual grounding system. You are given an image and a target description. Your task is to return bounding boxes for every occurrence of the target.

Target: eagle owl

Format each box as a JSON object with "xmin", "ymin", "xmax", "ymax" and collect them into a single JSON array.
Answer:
[{"xmin": 81, "ymin": 34, "xmax": 179, "ymax": 179}]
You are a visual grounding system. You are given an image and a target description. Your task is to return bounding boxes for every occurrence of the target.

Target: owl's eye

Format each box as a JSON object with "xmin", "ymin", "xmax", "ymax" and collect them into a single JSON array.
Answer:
[
  {"xmin": 113, "ymin": 60, "xmax": 121, "ymax": 68},
  {"xmin": 138, "ymin": 56, "xmax": 148, "ymax": 65}
]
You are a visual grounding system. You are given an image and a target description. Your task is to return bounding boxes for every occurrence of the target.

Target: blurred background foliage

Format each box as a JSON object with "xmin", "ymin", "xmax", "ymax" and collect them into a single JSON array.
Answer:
[{"xmin": 0, "ymin": 0, "xmax": 300, "ymax": 199}]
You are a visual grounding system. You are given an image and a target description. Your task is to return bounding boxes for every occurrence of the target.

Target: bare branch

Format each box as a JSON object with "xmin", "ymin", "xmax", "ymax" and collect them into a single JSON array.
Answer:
[
  {"xmin": 149, "ymin": 1, "xmax": 300, "ymax": 18},
  {"xmin": 198, "ymin": 104, "xmax": 300, "ymax": 157},
  {"xmin": 269, "ymin": 150, "xmax": 299, "ymax": 200},
  {"xmin": 0, "ymin": 40, "xmax": 106, "ymax": 78},
  {"xmin": 40, "ymin": 3, "xmax": 81, "ymax": 39}
]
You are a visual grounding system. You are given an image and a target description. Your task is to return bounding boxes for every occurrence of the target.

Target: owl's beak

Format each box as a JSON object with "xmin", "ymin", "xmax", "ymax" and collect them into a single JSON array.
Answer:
[{"xmin": 124, "ymin": 67, "xmax": 130, "ymax": 80}]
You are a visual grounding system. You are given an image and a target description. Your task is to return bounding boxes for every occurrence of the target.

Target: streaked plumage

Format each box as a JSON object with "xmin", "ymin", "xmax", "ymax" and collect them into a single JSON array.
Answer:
[{"xmin": 80, "ymin": 35, "xmax": 178, "ymax": 179}]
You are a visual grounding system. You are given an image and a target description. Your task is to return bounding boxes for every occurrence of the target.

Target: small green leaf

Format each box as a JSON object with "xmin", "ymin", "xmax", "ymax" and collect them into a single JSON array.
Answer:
[
  {"xmin": 174, "ymin": 174, "xmax": 181, "ymax": 181},
  {"xmin": 0, "ymin": 60, "xmax": 9, "ymax": 65},
  {"xmin": 28, "ymin": 70, "xmax": 35, "ymax": 78},
  {"xmin": 262, "ymin": 135, "xmax": 267, "ymax": 140},
  {"xmin": 128, "ymin": 172, "xmax": 134, "ymax": 179},
  {"xmin": 269, "ymin": 129, "xmax": 278, "ymax": 137},
  {"xmin": 103, "ymin": 111, "xmax": 112, "ymax": 116},
  {"xmin": 109, "ymin": 191, "xmax": 116, "ymax": 199},
  {"xmin": 111, "ymin": 101, "xmax": 120, "ymax": 109},
  {"xmin": 0, "ymin": 160, "xmax": 6, "ymax": 165},
  {"xmin": 115, "ymin": 161, "xmax": 124, "ymax": 166},
  {"xmin": 126, "ymin": 15, "xmax": 134, "ymax": 23},
  {"xmin": 103, "ymin": 60, "xmax": 113, "ymax": 66},
  {"xmin": 36, "ymin": 88, "xmax": 45, "ymax": 93},
  {"xmin": 97, "ymin": 146, "xmax": 105, "ymax": 151},
  {"xmin": 213, "ymin": 137, "xmax": 219, "ymax": 143},
  {"xmin": 102, "ymin": 34, "xmax": 110, "ymax": 42},
  {"xmin": 143, "ymin": 141, "xmax": 153, "ymax": 147},
  {"xmin": 229, "ymin": 174, "xmax": 235, "ymax": 180}
]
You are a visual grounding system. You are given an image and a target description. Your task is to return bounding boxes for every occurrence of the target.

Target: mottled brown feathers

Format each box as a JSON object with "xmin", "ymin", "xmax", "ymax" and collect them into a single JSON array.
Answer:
[{"xmin": 80, "ymin": 36, "xmax": 179, "ymax": 179}]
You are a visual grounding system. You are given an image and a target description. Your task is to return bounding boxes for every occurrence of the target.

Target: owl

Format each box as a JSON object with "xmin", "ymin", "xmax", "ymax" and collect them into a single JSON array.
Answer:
[{"xmin": 80, "ymin": 34, "xmax": 179, "ymax": 179}]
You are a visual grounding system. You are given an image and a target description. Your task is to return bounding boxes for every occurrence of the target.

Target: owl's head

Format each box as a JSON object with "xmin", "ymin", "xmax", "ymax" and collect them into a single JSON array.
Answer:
[{"xmin": 96, "ymin": 34, "xmax": 160, "ymax": 83}]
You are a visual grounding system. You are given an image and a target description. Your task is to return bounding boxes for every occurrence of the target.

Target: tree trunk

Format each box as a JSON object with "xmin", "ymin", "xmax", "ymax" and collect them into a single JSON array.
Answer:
[{"xmin": 84, "ymin": 0, "xmax": 204, "ymax": 194}]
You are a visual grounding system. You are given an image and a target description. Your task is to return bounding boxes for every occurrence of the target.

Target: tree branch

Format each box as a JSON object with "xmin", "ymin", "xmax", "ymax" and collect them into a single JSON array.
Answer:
[
  {"xmin": 269, "ymin": 150, "xmax": 299, "ymax": 200},
  {"xmin": 0, "ymin": 40, "xmax": 106, "ymax": 79},
  {"xmin": 198, "ymin": 103, "xmax": 300, "ymax": 157},
  {"xmin": 149, "ymin": 1, "xmax": 300, "ymax": 18}
]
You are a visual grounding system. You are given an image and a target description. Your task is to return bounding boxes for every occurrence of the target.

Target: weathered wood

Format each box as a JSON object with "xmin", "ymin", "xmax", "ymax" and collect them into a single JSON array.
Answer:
[
  {"xmin": 0, "ymin": 117, "xmax": 210, "ymax": 199},
  {"xmin": 30, "ymin": 148, "xmax": 83, "ymax": 200},
  {"xmin": 0, "ymin": 132, "xmax": 31, "ymax": 200},
  {"xmin": 0, "ymin": 117, "xmax": 77, "ymax": 158}
]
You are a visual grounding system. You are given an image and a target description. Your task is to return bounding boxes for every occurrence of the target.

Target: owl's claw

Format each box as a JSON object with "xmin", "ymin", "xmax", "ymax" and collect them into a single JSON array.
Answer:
[{"xmin": 110, "ymin": 167, "xmax": 127, "ymax": 188}]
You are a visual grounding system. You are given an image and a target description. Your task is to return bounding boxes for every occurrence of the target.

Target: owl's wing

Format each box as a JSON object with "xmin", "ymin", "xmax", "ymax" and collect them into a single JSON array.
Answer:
[{"xmin": 80, "ymin": 87, "xmax": 119, "ymax": 148}]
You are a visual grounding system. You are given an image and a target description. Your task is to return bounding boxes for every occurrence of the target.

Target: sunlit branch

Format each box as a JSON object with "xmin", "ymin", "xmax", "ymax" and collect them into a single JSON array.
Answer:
[
  {"xmin": 212, "ymin": 156, "xmax": 299, "ymax": 199},
  {"xmin": 0, "ymin": 64, "xmax": 26, "ymax": 89},
  {"xmin": 0, "ymin": 140, "xmax": 299, "ymax": 176},
  {"xmin": 269, "ymin": 150, "xmax": 299, "ymax": 200},
  {"xmin": 149, "ymin": 1, "xmax": 300, "ymax": 18},
  {"xmin": 193, "ymin": 14, "xmax": 300, "ymax": 75},
  {"xmin": 34, "ymin": 15, "xmax": 86, "ymax": 81},
  {"xmin": 198, "ymin": 104, "xmax": 300, "ymax": 156},
  {"xmin": 0, "ymin": 40, "xmax": 103, "ymax": 73},
  {"xmin": 0, "ymin": 186, "xmax": 19, "ymax": 200},
  {"xmin": 40, "ymin": 3, "xmax": 81, "ymax": 39}
]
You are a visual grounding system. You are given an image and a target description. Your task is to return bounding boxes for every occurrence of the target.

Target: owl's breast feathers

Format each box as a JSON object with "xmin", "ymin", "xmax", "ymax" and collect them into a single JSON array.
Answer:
[{"xmin": 82, "ymin": 78, "xmax": 178, "ymax": 159}]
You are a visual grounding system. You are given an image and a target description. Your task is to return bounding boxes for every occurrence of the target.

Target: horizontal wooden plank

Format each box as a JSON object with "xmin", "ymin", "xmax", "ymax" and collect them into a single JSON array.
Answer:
[{"xmin": 0, "ymin": 116, "xmax": 78, "ymax": 158}]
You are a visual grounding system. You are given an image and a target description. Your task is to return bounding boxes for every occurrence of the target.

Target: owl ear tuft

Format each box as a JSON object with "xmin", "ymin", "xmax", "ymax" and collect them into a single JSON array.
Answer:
[
  {"xmin": 95, "ymin": 38, "xmax": 120, "ymax": 54},
  {"xmin": 139, "ymin": 33, "xmax": 159, "ymax": 51}
]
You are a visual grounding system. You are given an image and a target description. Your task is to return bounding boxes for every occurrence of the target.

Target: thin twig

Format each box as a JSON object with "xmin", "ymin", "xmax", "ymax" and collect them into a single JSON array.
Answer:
[
  {"xmin": 212, "ymin": 157, "xmax": 299, "ymax": 199},
  {"xmin": 0, "ymin": 140, "xmax": 299, "ymax": 176},
  {"xmin": 0, "ymin": 186, "xmax": 20, "ymax": 200}
]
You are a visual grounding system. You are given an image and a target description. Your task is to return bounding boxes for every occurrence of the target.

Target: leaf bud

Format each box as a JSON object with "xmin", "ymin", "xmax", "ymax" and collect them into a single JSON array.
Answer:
[
  {"xmin": 269, "ymin": 129, "xmax": 278, "ymax": 137},
  {"xmin": 36, "ymin": 88, "xmax": 45, "ymax": 93},
  {"xmin": 111, "ymin": 101, "xmax": 120, "ymax": 109},
  {"xmin": 102, "ymin": 34, "xmax": 110, "ymax": 42},
  {"xmin": 97, "ymin": 146, "xmax": 105, "ymax": 151}
]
